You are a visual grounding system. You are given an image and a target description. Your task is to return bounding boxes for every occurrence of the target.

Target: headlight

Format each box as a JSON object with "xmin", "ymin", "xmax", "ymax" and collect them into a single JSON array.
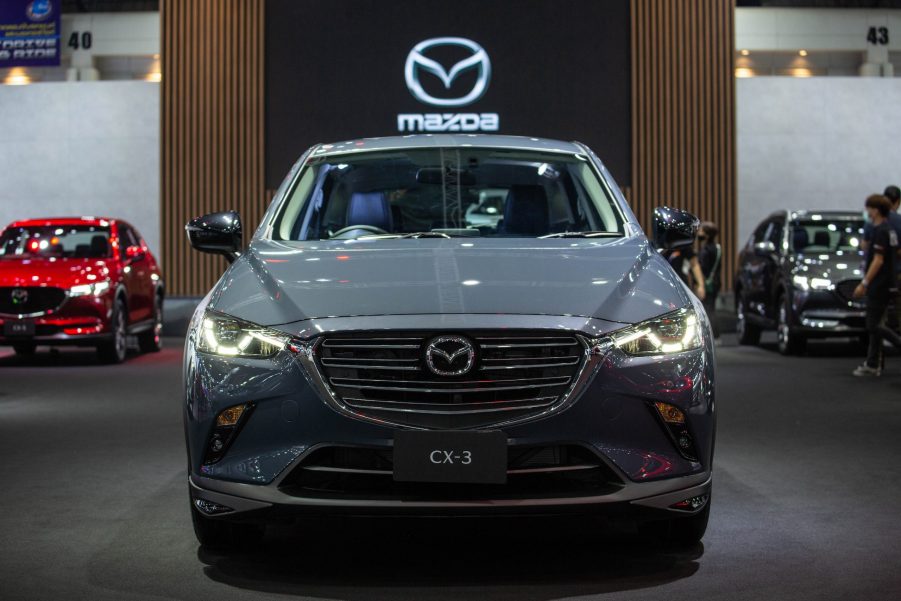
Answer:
[
  {"xmin": 610, "ymin": 308, "xmax": 701, "ymax": 356},
  {"xmin": 69, "ymin": 281, "xmax": 111, "ymax": 297},
  {"xmin": 196, "ymin": 312, "xmax": 290, "ymax": 358},
  {"xmin": 792, "ymin": 275, "xmax": 832, "ymax": 291}
]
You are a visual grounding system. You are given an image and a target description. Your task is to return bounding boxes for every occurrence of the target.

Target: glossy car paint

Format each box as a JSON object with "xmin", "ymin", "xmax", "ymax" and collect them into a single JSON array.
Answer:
[
  {"xmin": 185, "ymin": 135, "xmax": 715, "ymax": 518},
  {"xmin": 0, "ymin": 217, "xmax": 163, "ymax": 346}
]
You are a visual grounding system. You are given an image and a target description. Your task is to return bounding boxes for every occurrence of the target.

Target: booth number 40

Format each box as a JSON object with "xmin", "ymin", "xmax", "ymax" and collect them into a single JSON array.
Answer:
[
  {"xmin": 68, "ymin": 31, "xmax": 93, "ymax": 50},
  {"xmin": 867, "ymin": 27, "xmax": 889, "ymax": 45}
]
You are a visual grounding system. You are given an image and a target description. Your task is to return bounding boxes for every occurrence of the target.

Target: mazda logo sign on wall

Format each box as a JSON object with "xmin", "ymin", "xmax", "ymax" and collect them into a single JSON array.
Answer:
[
  {"xmin": 425, "ymin": 335, "xmax": 476, "ymax": 376},
  {"xmin": 404, "ymin": 37, "xmax": 491, "ymax": 107}
]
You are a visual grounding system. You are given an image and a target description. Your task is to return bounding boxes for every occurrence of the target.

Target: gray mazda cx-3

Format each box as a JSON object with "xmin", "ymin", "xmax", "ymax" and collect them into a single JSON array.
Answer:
[{"xmin": 183, "ymin": 135, "xmax": 715, "ymax": 547}]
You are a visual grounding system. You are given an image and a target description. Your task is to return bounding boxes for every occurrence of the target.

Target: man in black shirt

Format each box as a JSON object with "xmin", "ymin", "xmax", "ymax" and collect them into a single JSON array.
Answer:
[{"xmin": 853, "ymin": 194, "xmax": 901, "ymax": 376}]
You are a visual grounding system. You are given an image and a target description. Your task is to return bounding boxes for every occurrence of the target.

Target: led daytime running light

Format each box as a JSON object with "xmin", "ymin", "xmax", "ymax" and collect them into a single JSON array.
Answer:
[
  {"xmin": 610, "ymin": 308, "xmax": 701, "ymax": 356},
  {"xmin": 197, "ymin": 312, "xmax": 290, "ymax": 358},
  {"xmin": 69, "ymin": 281, "xmax": 111, "ymax": 297}
]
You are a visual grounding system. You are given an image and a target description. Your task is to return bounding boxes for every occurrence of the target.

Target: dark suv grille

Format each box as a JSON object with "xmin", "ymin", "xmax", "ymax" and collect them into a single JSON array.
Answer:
[
  {"xmin": 0, "ymin": 287, "xmax": 67, "ymax": 315},
  {"xmin": 279, "ymin": 444, "xmax": 623, "ymax": 502},
  {"xmin": 315, "ymin": 331, "xmax": 586, "ymax": 429},
  {"xmin": 835, "ymin": 279, "xmax": 864, "ymax": 306}
]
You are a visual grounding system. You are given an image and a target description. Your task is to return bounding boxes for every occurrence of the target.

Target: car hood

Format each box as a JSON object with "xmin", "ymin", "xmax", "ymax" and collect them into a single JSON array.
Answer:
[
  {"xmin": 207, "ymin": 237, "xmax": 691, "ymax": 327},
  {"xmin": 791, "ymin": 251, "xmax": 864, "ymax": 283},
  {"xmin": 0, "ymin": 257, "xmax": 113, "ymax": 288}
]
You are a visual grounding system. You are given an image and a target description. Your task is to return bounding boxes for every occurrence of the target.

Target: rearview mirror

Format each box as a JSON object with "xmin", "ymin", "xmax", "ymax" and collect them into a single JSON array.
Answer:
[
  {"xmin": 185, "ymin": 211, "xmax": 242, "ymax": 263},
  {"xmin": 653, "ymin": 207, "xmax": 699, "ymax": 251}
]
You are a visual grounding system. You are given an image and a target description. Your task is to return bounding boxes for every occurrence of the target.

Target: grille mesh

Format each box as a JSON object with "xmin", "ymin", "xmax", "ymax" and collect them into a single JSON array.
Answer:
[
  {"xmin": 835, "ymin": 279, "xmax": 864, "ymax": 306},
  {"xmin": 0, "ymin": 287, "xmax": 66, "ymax": 316},
  {"xmin": 315, "ymin": 331, "xmax": 586, "ymax": 429}
]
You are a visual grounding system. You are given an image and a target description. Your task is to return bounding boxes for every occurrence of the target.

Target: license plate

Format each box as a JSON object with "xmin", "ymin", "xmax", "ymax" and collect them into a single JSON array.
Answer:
[
  {"xmin": 393, "ymin": 430, "xmax": 507, "ymax": 484},
  {"xmin": 3, "ymin": 320, "xmax": 35, "ymax": 337}
]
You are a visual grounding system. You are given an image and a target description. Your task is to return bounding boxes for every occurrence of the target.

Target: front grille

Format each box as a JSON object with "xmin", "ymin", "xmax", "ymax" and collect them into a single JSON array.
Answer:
[
  {"xmin": 835, "ymin": 279, "xmax": 864, "ymax": 306},
  {"xmin": 315, "ymin": 331, "xmax": 586, "ymax": 429},
  {"xmin": 0, "ymin": 287, "xmax": 66, "ymax": 316},
  {"xmin": 279, "ymin": 444, "xmax": 623, "ymax": 502}
]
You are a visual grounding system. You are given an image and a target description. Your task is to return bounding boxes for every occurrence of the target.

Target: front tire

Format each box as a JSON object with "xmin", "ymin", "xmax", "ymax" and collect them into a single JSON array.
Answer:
[
  {"xmin": 137, "ymin": 294, "xmax": 163, "ymax": 353},
  {"xmin": 736, "ymin": 294, "xmax": 761, "ymax": 346},
  {"xmin": 97, "ymin": 298, "xmax": 128, "ymax": 364},
  {"xmin": 777, "ymin": 294, "xmax": 806, "ymax": 355},
  {"xmin": 12, "ymin": 342, "xmax": 37, "ymax": 356}
]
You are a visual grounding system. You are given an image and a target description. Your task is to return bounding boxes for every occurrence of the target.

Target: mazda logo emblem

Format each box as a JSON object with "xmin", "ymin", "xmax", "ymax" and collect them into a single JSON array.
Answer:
[
  {"xmin": 425, "ymin": 335, "xmax": 476, "ymax": 377},
  {"xmin": 11, "ymin": 288, "xmax": 28, "ymax": 305},
  {"xmin": 404, "ymin": 37, "xmax": 491, "ymax": 107}
]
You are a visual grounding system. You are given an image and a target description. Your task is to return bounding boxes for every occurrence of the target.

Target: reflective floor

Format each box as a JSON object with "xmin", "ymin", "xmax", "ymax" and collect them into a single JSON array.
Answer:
[{"xmin": 0, "ymin": 334, "xmax": 899, "ymax": 600}]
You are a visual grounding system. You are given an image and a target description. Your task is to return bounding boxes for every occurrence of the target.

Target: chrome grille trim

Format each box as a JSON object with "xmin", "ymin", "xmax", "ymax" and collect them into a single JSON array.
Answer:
[
  {"xmin": 299, "ymin": 330, "xmax": 605, "ymax": 430},
  {"xmin": 329, "ymin": 375, "xmax": 571, "ymax": 394}
]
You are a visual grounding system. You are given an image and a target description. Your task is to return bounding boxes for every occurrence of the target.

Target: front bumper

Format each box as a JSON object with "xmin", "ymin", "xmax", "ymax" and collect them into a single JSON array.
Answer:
[
  {"xmin": 0, "ymin": 293, "xmax": 114, "ymax": 346},
  {"xmin": 183, "ymin": 313, "xmax": 716, "ymax": 518}
]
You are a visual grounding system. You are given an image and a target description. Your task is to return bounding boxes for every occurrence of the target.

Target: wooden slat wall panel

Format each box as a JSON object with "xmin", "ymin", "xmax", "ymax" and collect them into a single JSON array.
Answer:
[
  {"xmin": 631, "ymin": 0, "xmax": 736, "ymax": 289},
  {"xmin": 161, "ymin": 0, "xmax": 266, "ymax": 296}
]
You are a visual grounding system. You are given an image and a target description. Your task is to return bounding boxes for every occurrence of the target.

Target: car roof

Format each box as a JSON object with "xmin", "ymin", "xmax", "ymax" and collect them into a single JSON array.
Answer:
[
  {"xmin": 6, "ymin": 217, "xmax": 119, "ymax": 229},
  {"xmin": 309, "ymin": 134, "xmax": 585, "ymax": 157},
  {"xmin": 788, "ymin": 210, "xmax": 863, "ymax": 221}
]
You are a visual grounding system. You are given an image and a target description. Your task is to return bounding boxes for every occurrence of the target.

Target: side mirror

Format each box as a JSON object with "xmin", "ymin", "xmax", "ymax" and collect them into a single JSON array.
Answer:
[
  {"xmin": 653, "ymin": 206, "xmax": 700, "ymax": 251},
  {"xmin": 185, "ymin": 211, "xmax": 242, "ymax": 263},
  {"xmin": 124, "ymin": 245, "xmax": 145, "ymax": 264},
  {"xmin": 753, "ymin": 241, "xmax": 777, "ymax": 256}
]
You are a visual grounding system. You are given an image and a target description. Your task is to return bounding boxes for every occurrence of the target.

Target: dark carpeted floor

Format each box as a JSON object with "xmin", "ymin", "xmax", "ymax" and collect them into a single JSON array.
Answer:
[{"xmin": 1, "ymin": 333, "xmax": 899, "ymax": 600}]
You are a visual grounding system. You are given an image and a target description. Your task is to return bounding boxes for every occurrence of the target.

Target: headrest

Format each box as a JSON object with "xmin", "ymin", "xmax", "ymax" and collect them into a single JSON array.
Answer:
[
  {"xmin": 90, "ymin": 235, "xmax": 109, "ymax": 257},
  {"xmin": 502, "ymin": 185, "xmax": 549, "ymax": 236},
  {"xmin": 346, "ymin": 192, "xmax": 393, "ymax": 232},
  {"xmin": 792, "ymin": 228, "xmax": 809, "ymax": 250},
  {"xmin": 813, "ymin": 230, "xmax": 831, "ymax": 247}
]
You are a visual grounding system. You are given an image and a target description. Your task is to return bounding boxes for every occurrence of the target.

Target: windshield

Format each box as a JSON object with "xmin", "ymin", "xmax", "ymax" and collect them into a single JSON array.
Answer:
[
  {"xmin": 790, "ymin": 219, "xmax": 863, "ymax": 253},
  {"xmin": 271, "ymin": 148, "xmax": 625, "ymax": 240},
  {"xmin": 0, "ymin": 225, "xmax": 112, "ymax": 259}
]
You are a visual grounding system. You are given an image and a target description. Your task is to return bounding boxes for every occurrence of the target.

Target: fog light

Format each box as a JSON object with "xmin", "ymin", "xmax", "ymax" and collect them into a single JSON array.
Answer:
[
  {"xmin": 194, "ymin": 498, "xmax": 233, "ymax": 515},
  {"xmin": 217, "ymin": 404, "xmax": 247, "ymax": 427},
  {"xmin": 654, "ymin": 401, "xmax": 685, "ymax": 424},
  {"xmin": 203, "ymin": 402, "xmax": 254, "ymax": 465},
  {"xmin": 670, "ymin": 494, "xmax": 709, "ymax": 511},
  {"xmin": 650, "ymin": 401, "xmax": 698, "ymax": 462}
]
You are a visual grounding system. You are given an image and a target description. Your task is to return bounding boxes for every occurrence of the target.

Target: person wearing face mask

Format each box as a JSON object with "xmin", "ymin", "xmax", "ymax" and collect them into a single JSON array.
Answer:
[{"xmin": 853, "ymin": 194, "xmax": 901, "ymax": 376}]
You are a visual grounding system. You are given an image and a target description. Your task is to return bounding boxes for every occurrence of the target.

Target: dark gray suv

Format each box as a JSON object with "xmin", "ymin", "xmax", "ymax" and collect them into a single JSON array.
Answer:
[{"xmin": 183, "ymin": 135, "xmax": 716, "ymax": 547}]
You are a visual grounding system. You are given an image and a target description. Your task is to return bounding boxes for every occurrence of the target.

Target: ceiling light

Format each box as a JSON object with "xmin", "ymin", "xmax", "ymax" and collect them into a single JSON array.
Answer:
[
  {"xmin": 4, "ymin": 67, "xmax": 31, "ymax": 85},
  {"xmin": 740, "ymin": 49, "xmax": 750, "ymax": 56},
  {"xmin": 799, "ymin": 49, "xmax": 808, "ymax": 57}
]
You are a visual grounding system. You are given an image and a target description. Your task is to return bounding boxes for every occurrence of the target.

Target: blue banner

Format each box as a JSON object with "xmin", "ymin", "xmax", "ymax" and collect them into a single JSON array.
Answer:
[{"xmin": 0, "ymin": 0, "xmax": 60, "ymax": 68}]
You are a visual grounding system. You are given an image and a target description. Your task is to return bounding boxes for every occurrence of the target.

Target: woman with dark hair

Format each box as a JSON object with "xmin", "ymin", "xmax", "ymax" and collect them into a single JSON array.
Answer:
[{"xmin": 698, "ymin": 221, "xmax": 722, "ymax": 340}]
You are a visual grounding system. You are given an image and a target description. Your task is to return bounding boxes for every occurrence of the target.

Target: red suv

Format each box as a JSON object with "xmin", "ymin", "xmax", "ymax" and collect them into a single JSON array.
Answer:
[{"xmin": 0, "ymin": 217, "xmax": 164, "ymax": 363}]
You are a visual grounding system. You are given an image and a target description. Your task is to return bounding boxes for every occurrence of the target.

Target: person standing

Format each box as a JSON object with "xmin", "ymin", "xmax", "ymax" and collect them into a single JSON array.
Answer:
[
  {"xmin": 698, "ymin": 222, "xmax": 722, "ymax": 339},
  {"xmin": 881, "ymin": 186, "xmax": 901, "ymax": 334},
  {"xmin": 662, "ymin": 244, "xmax": 706, "ymax": 301},
  {"xmin": 853, "ymin": 194, "xmax": 901, "ymax": 376}
]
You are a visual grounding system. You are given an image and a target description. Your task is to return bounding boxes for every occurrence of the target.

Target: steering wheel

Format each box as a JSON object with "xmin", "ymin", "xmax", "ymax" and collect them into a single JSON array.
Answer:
[{"xmin": 329, "ymin": 224, "xmax": 390, "ymax": 239}]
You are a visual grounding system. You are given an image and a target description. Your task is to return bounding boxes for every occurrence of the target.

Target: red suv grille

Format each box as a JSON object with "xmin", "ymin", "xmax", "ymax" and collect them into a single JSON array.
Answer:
[{"xmin": 0, "ymin": 287, "xmax": 67, "ymax": 316}]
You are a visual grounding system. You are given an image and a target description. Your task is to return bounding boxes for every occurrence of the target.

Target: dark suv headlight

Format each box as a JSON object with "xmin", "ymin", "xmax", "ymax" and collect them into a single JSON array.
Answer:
[
  {"xmin": 196, "ymin": 311, "xmax": 290, "ymax": 358},
  {"xmin": 609, "ymin": 308, "xmax": 701, "ymax": 356}
]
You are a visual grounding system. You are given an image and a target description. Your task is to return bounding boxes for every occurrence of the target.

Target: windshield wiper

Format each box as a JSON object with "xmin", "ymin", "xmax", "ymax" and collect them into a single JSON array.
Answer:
[
  {"xmin": 352, "ymin": 231, "xmax": 454, "ymax": 240},
  {"xmin": 538, "ymin": 231, "xmax": 621, "ymax": 239},
  {"xmin": 398, "ymin": 232, "xmax": 452, "ymax": 239}
]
